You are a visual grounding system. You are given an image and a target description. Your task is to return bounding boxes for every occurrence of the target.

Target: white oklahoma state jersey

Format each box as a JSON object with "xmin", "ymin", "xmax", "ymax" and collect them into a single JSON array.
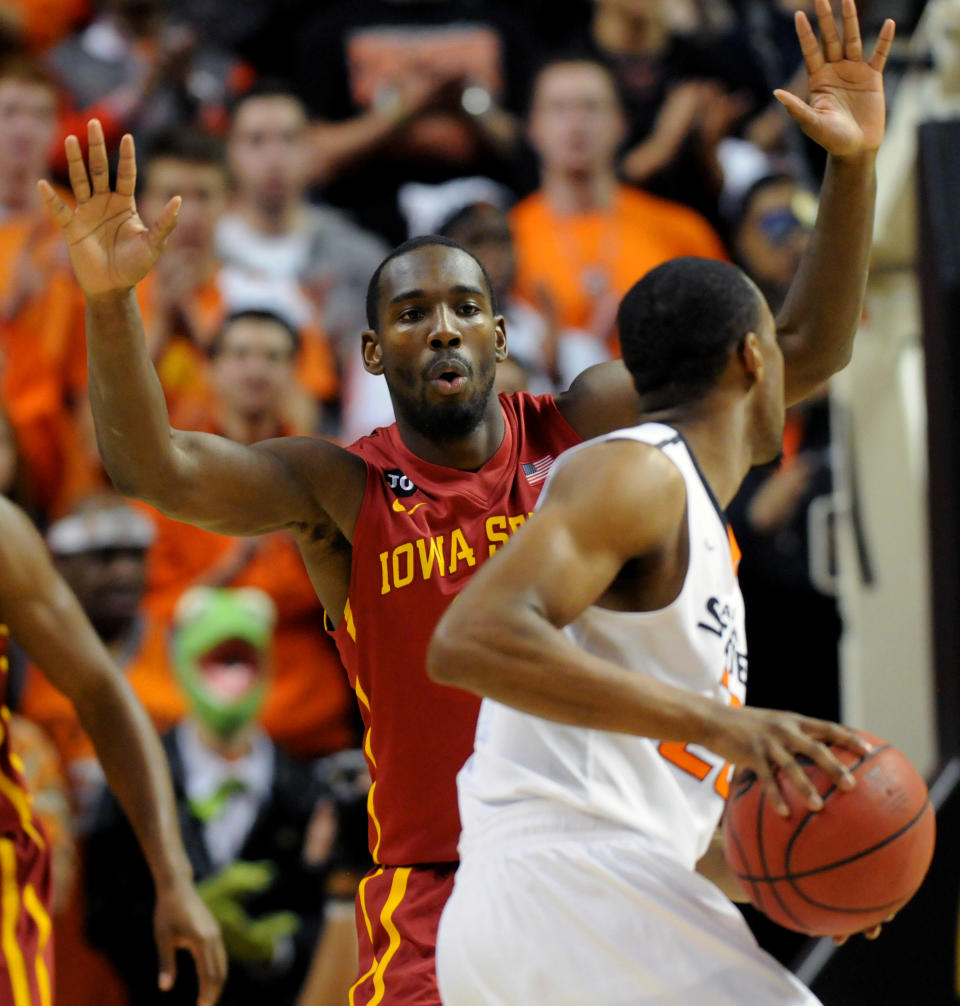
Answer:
[{"xmin": 457, "ymin": 423, "xmax": 747, "ymax": 870}]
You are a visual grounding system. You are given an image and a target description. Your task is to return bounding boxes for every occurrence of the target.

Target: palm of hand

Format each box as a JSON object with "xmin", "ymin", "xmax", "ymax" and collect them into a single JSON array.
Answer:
[
  {"xmin": 806, "ymin": 61, "xmax": 885, "ymax": 156},
  {"xmin": 64, "ymin": 193, "xmax": 158, "ymax": 295}
]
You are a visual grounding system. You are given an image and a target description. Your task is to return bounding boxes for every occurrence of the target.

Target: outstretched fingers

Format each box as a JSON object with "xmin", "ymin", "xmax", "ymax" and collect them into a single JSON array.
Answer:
[
  {"xmin": 815, "ymin": 0, "xmax": 843, "ymax": 63},
  {"xmin": 795, "ymin": 10, "xmax": 825, "ymax": 75},
  {"xmin": 115, "ymin": 133, "xmax": 137, "ymax": 198},
  {"xmin": 772, "ymin": 88, "xmax": 818, "ymax": 130},
  {"xmin": 148, "ymin": 196, "xmax": 181, "ymax": 254},
  {"xmin": 64, "ymin": 134, "xmax": 91, "ymax": 202},
  {"xmin": 841, "ymin": 0, "xmax": 863, "ymax": 62},
  {"xmin": 870, "ymin": 18, "xmax": 896, "ymax": 73},
  {"xmin": 36, "ymin": 179, "xmax": 73, "ymax": 229},
  {"xmin": 87, "ymin": 119, "xmax": 110, "ymax": 194}
]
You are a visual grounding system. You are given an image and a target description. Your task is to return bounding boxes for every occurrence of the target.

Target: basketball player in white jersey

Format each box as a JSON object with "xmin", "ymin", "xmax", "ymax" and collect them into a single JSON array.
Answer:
[{"xmin": 427, "ymin": 257, "xmax": 878, "ymax": 1006}]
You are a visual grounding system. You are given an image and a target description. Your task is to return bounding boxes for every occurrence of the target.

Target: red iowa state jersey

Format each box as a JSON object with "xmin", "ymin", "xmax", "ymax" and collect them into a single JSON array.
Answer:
[{"xmin": 333, "ymin": 392, "xmax": 582, "ymax": 865}]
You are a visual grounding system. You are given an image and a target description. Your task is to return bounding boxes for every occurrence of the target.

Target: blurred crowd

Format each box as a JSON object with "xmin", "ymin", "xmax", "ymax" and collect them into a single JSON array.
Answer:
[{"xmin": 0, "ymin": 0, "xmax": 889, "ymax": 1002}]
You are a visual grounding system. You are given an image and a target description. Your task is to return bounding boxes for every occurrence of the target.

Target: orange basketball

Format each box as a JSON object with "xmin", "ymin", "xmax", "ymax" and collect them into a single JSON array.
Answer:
[{"xmin": 722, "ymin": 732, "xmax": 936, "ymax": 937}]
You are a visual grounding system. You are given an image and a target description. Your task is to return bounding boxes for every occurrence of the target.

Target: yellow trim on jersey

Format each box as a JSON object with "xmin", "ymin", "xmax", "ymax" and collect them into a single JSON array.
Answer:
[
  {"xmin": 0, "ymin": 773, "xmax": 44, "ymax": 852},
  {"xmin": 348, "ymin": 867, "xmax": 385, "ymax": 1006},
  {"xmin": 344, "ymin": 599, "xmax": 357, "ymax": 642},
  {"xmin": 22, "ymin": 886, "xmax": 50, "ymax": 1006},
  {"xmin": 367, "ymin": 782, "xmax": 383, "ymax": 863},
  {"xmin": 0, "ymin": 839, "xmax": 30, "ymax": 1006},
  {"xmin": 368, "ymin": 867, "xmax": 411, "ymax": 1006}
]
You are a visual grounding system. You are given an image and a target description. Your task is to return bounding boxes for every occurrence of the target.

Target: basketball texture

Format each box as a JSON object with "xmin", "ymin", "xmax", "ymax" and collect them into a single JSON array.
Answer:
[{"xmin": 722, "ymin": 733, "xmax": 936, "ymax": 937}]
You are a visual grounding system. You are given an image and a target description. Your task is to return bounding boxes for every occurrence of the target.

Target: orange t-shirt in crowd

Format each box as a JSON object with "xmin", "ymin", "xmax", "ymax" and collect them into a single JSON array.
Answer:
[
  {"xmin": 0, "ymin": 209, "xmax": 87, "ymax": 510},
  {"xmin": 510, "ymin": 183, "xmax": 729, "ymax": 343},
  {"xmin": 6, "ymin": 0, "xmax": 88, "ymax": 51},
  {"xmin": 139, "ymin": 501, "xmax": 355, "ymax": 760}
]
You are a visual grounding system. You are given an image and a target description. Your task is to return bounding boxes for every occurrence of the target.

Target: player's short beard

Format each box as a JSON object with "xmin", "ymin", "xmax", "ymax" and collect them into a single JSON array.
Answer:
[{"xmin": 404, "ymin": 371, "xmax": 496, "ymax": 443}]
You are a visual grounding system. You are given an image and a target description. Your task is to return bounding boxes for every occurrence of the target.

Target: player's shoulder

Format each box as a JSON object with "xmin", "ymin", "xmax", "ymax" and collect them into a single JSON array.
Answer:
[{"xmin": 546, "ymin": 435, "xmax": 687, "ymax": 548}]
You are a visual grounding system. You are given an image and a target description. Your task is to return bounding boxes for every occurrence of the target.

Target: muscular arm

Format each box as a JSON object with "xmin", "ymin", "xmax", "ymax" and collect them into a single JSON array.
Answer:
[
  {"xmin": 427, "ymin": 440, "xmax": 865, "ymax": 811},
  {"xmin": 42, "ymin": 122, "xmax": 366, "ymax": 545},
  {"xmin": 0, "ymin": 498, "xmax": 225, "ymax": 1002},
  {"xmin": 428, "ymin": 442, "xmax": 720, "ymax": 735},
  {"xmin": 85, "ymin": 290, "xmax": 364, "ymax": 539},
  {"xmin": 557, "ymin": 5, "xmax": 895, "ymax": 437}
]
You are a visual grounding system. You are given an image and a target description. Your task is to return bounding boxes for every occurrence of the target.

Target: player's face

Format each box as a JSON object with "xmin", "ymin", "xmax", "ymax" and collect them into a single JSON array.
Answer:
[
  {"xmin": 750, "ymin": 293, "xmax": 786, "ymax": 465},
  {"xmin": 366, "ymin": 245, "xmax": 507, "ymax": 442},
  {"xmin": 528, "ymin": 63, "xmax": 626, "ymax": 176},
  {"xmin": 228, "ymin": 96, "xmax": 309, "ymax": 211}
]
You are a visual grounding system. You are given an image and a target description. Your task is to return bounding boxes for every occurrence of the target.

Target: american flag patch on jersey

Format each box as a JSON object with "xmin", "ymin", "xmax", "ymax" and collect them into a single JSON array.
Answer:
[{"xmin": 521, "ymin": 455, "xmax": 554, "ymax": 485}]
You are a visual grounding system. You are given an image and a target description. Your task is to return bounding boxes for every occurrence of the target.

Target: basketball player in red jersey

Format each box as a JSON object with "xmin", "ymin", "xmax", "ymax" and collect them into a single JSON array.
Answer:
[
  {"xmin": 42, "ymin": 4, "xmax": 892, "ymax": 1000},
  {"xmin": 0, "ymin": 495, "xmax": 226, "ymax": 1005}
]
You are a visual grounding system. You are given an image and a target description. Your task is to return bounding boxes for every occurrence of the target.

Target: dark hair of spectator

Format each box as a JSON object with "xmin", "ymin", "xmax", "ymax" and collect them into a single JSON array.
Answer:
[
  {"xmin": 0, "ymin": 54, "xmax": 59, "ymax": 96},
  {"xmin": 365, "ymin": 236, "xmax": 499, "ymax": 331},
  {"xmin": 526, "ymin": 52, "xmax": 627, "ymax": 117},
  {"xmin": 617, "ymin": 257, "xmax": 762, "ymax": 408},
  {"xmin": 436, "ymin": 201, "xmax": 503, "ymax": 241},
  {"xmin": 208, "ymin": 309, "xmax": 301, "ymax": 358},
  {"xmin": 141, "ymin": 128, "xmax": 228, "ymax": 186},
  {"xmin": 229, "ymin": 78, "xmax": 305, "ymax": 122},
  {"xmin": 730, "ymin": 173, "xmax": 801, "ymax": 232}
]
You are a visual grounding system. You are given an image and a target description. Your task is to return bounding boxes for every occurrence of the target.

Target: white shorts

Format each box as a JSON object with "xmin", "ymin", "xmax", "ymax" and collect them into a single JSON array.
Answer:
[{"xmin": 437, "ymin": 825, "xmax": 823, "ymax": 1006}]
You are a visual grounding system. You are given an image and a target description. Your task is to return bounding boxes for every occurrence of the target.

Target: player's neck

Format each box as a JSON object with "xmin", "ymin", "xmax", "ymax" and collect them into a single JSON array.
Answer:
[
  {"xmin": 642, "ymin": 405, "xmax": 752, "ymax": 509},
  {"xmin": 395, "ymin": 398, "xmax": 506, "ymax": 471},
  {"xmin": 542, "ymin": 169, "xmax": 617, "ymax": 215}
]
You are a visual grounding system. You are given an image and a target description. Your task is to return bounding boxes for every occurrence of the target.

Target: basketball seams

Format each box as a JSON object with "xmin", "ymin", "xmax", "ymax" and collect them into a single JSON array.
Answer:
[
  {"xmin": 724, "ymin": 740, "xmax": 934, "ymax": 935},
  {"xmin": 733, "ymin": 797, "xmax": 932, "ymax": 885}
]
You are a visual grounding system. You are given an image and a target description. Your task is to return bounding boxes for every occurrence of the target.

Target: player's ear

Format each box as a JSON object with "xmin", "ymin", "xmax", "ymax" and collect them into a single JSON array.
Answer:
[
  {"xmin": 361, "ymin": 330, "xmax": 384, "ymax": 375},
  {"xmin": 494, "ymin": 315, "xmax": 508, "ymax": 363},
  {"xmin": 738, "ymin": 331, "xmax": 763, "ymax": 387}
]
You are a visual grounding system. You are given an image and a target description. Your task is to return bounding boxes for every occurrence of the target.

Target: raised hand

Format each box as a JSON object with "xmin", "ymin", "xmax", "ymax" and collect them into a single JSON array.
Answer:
[
  {"xmin": 775, "ymin": 0, "xmax": 895, "ymax": 158},
  {"xmin": 37, "ymin": 119, "xmax": 180, "ymax": 298}
]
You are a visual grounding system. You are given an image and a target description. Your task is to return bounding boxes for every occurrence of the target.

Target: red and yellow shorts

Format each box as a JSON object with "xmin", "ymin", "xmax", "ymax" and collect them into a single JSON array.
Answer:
[
  {"xmin": 349, "ymin": 864, "xmax": 456, "ymax": 1006},
  {"xmin": 0, "ymin": 833, "xmax": 53, "ymax": 1006}
]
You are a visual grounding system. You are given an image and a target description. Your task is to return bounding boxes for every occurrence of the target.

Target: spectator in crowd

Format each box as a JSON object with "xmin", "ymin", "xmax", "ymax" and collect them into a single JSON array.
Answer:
[
  {"xmin": 135, "ymin": 128, "xmax": 337, "ymax": 430},
  {"xmin": 437, "ymin": 200, "xmax": 610, "ymax": 392},
  {"xmin": 588, "ymin": 0, "xmax": 768, "ymax": 223},
  {"xmin": 729, "ymin": 171, "xmax": 817, "ymax": 313},
  {"xmin": 217, "ymin": 83, "xmax": 388, "ymax": 438},
  {"xmin": 19, "ymin": 496, "xmax": 180, "ymax": 825},
  {"xmin": 86, "ymin": 586, "xmax": 337, "ymax": 1005},
  {"xmin": 46, "ymin": 0, "xmax": 251, "ymax": 170},
  {"xmin": 291, "ymin": 0, "xmax": 542, "ymax": 243},
  {"xmin": 0, "ymin": 54, "xmax": 87, "ymax": 518},
  {"xmin": 139, "ymin": 310, "xmax": 356, "ymax": 760},
  {"xmin": 511, "ymin": 56, "xmax": 728, "ymax": 352}
]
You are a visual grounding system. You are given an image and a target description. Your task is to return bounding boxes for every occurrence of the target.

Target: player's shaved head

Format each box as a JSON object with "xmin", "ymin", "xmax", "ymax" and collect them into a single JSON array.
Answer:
[
  {"xmin": 617, "ymin": 257, "xmax": 764, "ymax": 408},
  {"xmin": 365, "ymin": 236, "xmax": 498, "ymax": 332}
]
